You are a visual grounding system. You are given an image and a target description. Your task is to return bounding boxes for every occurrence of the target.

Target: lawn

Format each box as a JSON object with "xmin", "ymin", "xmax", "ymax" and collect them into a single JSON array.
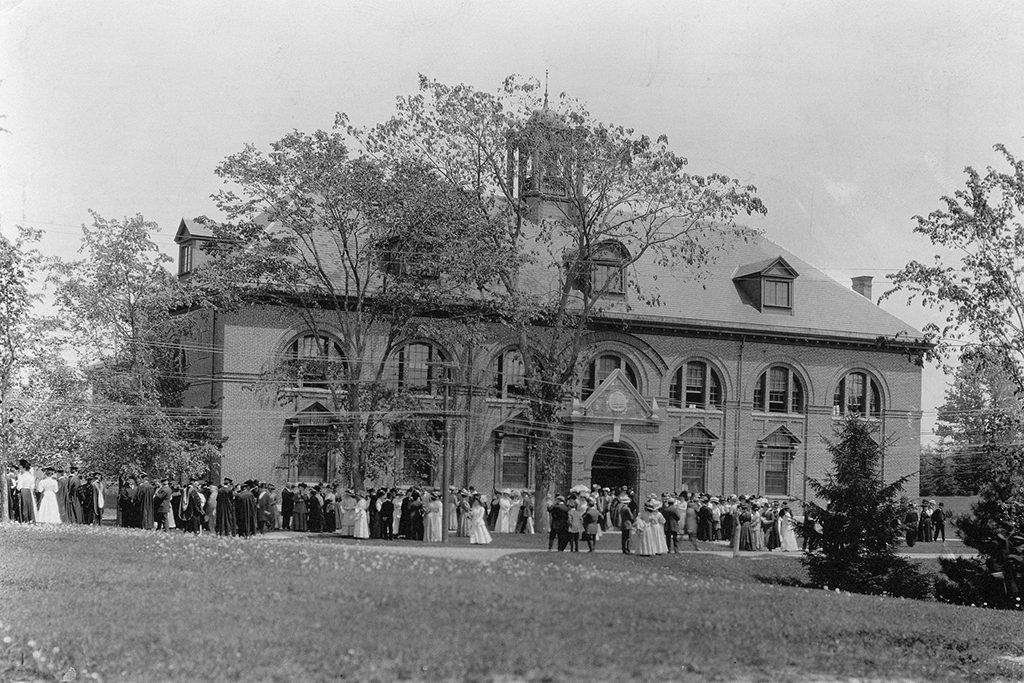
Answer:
[{"xmin": 0, "ymin": 524, "xmax": 1020, "ymax": 682}]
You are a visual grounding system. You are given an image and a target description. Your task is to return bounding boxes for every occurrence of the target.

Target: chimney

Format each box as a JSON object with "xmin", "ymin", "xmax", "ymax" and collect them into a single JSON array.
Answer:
[{"xmin": 851, "ymin": 276, "xmax": 873, "ymax": 301}]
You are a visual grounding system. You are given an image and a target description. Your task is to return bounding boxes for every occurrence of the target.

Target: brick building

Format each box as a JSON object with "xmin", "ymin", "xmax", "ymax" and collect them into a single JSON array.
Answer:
[{"xmin": 175, "ymin": 214, "xmax": 927, "ymax": 503}]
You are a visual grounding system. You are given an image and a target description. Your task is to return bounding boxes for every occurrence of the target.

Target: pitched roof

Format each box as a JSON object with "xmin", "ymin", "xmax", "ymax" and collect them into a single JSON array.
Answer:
[
  {"xmin": 174, "ymin": 218, "xmax": 216, "ymax": 242},
  {"xmin": 598, "ymin": 231, "xmax": 924, "ymax": 344}
]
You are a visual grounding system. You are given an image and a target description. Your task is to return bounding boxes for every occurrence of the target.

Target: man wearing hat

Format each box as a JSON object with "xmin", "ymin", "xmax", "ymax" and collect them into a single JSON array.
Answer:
[
  {"xmin": 661, "ymin": 496, "xmax": 681, "ymax": 553},
  {"xmin": 548, "ymin": 495, "xmax": 570, "ymax": 551}
]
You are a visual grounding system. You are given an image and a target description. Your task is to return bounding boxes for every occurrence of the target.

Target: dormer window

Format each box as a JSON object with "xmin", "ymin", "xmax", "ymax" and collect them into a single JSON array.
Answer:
[
  {"xmin": 178, "ymin": 242, "xmax": 194, "ymax": 275},
  {"xmin": 733, "ymin": 256, "xmax": 799, "ymax": 313},
  {"xmin": 571, "ymin": 241, "xmax": 629, "ymax": 296}
]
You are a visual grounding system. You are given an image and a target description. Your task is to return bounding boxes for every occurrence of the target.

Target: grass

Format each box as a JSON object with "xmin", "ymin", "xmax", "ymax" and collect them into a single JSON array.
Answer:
[{"xmin": 0, "ymin": 524, "xmax": 1020, "ymax": 682}]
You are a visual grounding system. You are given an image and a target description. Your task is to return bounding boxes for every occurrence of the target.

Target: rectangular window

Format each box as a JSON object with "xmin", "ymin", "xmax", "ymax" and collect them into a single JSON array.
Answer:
[
  {"xmin": 500, "ymin": 436, "xmax": 529, "ymax": 489},
  {"xmin": 678, "ymin": 452, "xmax": 707, "ymax": 494},
  {"xmin": 764, "ymin": 449, "xmax": 791, "ymax": 495},
  {"xmin": 763, "ymin": 279, "xmax": 791, "ymax": 308},
  {"xmin": 295, "ymin": 426, "xmax": 330, "ymax": 481},
  {"xmin": 591, "ymin": 262, "xmax": 624, "ymax": 295},
  {"xmin": 178, "ymin": 242, "xmax": 194, "ymax": 275},
  {"xmin": 685, "ymin": 363, "xmax": 706, "ymax": 408},
  {"xmin": 846, "ymin": 373, "xmax": 866, "ymax": 415},
  {"xmin": 768, "ymin": 367, "xmax": 788, "ymax": 413}
]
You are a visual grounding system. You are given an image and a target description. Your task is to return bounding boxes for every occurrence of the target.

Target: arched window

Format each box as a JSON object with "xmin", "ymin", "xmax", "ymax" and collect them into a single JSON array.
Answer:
[
  {"xmin": 753, "ymin": 366, "xmax": 804, "ymax": 414},
  {"xmin": 390, "ymin": 341, "xmax": 450, "ymax": 395},
  {"xmin": 288, "ymin": 334, "xmax": 346, "ymax": 390},
  {"xmin": 669, "ymin": 361, "xmax": 723, "ymax": 410},
  {"xmin": 582, "ymin": 353, "xmax": 638, "ymax": 400},
  {"xmin": 490, "ymin": 348, "xmax": 527, "ymax": 399},
  {"xmin": 833, "ymin": 371, "xmax": 882, "ymax": 417}
]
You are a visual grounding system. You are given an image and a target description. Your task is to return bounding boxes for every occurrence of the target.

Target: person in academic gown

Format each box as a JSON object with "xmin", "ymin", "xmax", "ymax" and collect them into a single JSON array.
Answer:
[
  {"xmin": 409, "ymin": 491, "xmax": 425, "ymax": 541},
  {"xmin": 399, "ymin": 490, "xmax": 413, "ymax": 539},
  {"xmin": 321, "ymin": 490, "xmax": 337, "ymax": 533},
  {"xmin": 516, "ymin": 492, "xmax": 534, "ymax": 534},
  {"xmin": 281, "ymin": 484, "xmax": 294, "ymax": 530},
  {"xmin": 178, "ymin": 481, "xmax": 203, "ymax": 534},
  {"xmin": 118, "ymin": 477, "xmax": 135, "ymax": 527},
  {"xmin": 67, "ymin": 469, "xmax": 85, "ymax": 523},
  {"xmin": 56, "ymin": 470, "xmax": 69, "ymax": 523},
  {"xmin": 307, "ymin": 486, "xmax": 323, "ymax": 533},
  {"xmin": 368, "ymin": 489, "xmax": 382, "ymax": 538},
  {"xmin": 234, "ymin": 482, "xmax": 258, "ymax": 537},
  {"xmin": 216, "ymin": 479, "xmax": 238, "ymax": 536},
  {"xmin": 136, "ymin": 475, "xmax": 156, "ymax": 530}
]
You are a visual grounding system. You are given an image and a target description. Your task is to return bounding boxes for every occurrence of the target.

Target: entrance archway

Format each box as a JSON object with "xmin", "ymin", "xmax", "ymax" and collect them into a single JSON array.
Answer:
[{"xmin": 590, "ymin": 441, "xmax": 640, "ymax": 493}]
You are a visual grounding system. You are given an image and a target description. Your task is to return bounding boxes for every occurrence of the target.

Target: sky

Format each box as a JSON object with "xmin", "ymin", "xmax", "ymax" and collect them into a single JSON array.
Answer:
[{"xmin": 3, "ymin": 0, "xmax": 1024, "ymax": 443}]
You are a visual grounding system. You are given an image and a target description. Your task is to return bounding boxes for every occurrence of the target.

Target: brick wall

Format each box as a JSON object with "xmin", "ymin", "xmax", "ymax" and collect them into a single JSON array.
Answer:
[{"xmin": 181, "ymin": 307, "xmax": 923, "ymax": 501}]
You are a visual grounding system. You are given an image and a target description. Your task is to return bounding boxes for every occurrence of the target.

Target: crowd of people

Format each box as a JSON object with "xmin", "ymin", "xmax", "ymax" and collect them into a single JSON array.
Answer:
[
  {"xmin": 5, "ymin": 460, "xmax": 107, "ymax": 525},
  {"xmin": 904, "ymin": 499, "xmax": 949, "ymax": 546},
  {"xmin": 543, "ymin": 486, "xmax": 805, "ymax": 555},
  {"xmin": 11, "ymin": 460, "xmax": 951, "ymax": 557}
]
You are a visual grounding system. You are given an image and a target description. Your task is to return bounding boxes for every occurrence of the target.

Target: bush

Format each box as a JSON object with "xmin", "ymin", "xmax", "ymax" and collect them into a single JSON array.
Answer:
[{"xmin": 801, "ymin": 418, "xmax": 930, "ymax": 599}]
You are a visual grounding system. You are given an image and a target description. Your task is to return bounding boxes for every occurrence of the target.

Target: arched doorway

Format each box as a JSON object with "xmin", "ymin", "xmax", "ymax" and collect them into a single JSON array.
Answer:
[{"xmin": 590, "ymin": 442, "xmax": 640, "ymax": 493}]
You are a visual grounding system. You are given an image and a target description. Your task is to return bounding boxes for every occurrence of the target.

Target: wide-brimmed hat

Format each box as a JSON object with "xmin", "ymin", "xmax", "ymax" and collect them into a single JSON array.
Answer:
[{"xmin": 618, "ymin": 494, "xmax": 631, "ymax": 503}]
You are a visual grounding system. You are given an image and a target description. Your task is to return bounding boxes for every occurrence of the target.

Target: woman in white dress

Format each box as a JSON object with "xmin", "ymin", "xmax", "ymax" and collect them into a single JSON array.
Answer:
[
  {"xmin": 468, "ymin": 496, "xmax": 492, "ymax": 545},
  {"xmin": 424, "ymin": 492, "xmax": 443, "ymax": 542},
  {"xmin": 352, "ymin": 492, "xmax": 370, "ymax": 539},
  {"xmin": 35, "ymin": 469, "xmax": 62, "ymax": 524},
  {"xmin": 496, "ymin": 491, "xmax": 512, "ymax": 533},
  {"xmin": 648, "ymin": 498, "xmax": 668, "ymax": 554},
  {"xmin": 778, "ymin": 506, "xmax": 799, "ymax": 551},
  {"xmin": 635, "ymin": 500, "xmax": 665, "ymax": 556}
]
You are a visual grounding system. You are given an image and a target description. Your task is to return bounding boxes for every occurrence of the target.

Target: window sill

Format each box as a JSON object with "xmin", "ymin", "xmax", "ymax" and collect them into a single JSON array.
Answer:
[
  {"xmin": 752, "ymin": 411, "xmax": 806, "ymax": 418},
  {"xmin": 666, "ymin": 406, "xmax": 723, "ymax": 414}
]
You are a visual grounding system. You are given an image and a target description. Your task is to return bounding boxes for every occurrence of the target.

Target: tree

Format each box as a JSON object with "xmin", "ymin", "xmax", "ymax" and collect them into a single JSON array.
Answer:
[
  {"xmin": 919, "ymin": 444, "xmax": 959, "ymax": 496},
  {"xmin": 361, "ymin": 75, "xmax": 766, "ymax": 522},
  {"xmin": 0, "ymin": 226, "xmax": 46, "ymax": 522},
  {"xmin": 887, "ymin": 145, "xmax": 1024, "ymax": 604},
  {"xmin": 932, "ymin": 350, "xmax": 1022, "ymax": 494},
  {"xmin": 800, "ymin": 418, "xmax": 931, "ymax": 599},
  {"xmin": 197, "ymin": 133, "xmax": 506, "ymax": 490},
  {"xmin": 49, "ymin": 213, "xmax": 206, "ymax": 482},
  {"xmin": 935, "ymin": 440, "xmax": 1024, "ymax": 609},
  {"xmin": 886, "ymin": 144, "xmax": 1024, "ymax": 391}
]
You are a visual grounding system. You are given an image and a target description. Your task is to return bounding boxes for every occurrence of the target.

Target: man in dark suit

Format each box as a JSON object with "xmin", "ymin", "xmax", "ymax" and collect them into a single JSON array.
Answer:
[
  {"xmin": 281, "ymin": 484, "xmax": 294, "ymax": 530},
  {"xmin": 547, "ymin": 495, "xmax": 570, "ymax": 552},
  {"xmin": 932, "ymin": 502, "xmax": 947, "ymax": 542},
  {"xmin": 617, "ymin": 494, "xmax": 635, "ymax": 554},
  {"xmin": 379, "ymin": 491, "xmax": 395, "ymax": 540},
  {"xmin": 154, "ymin": 478, "xmax": 173, "ymax": 531},
  {"xmin": 661, "ymin": 497, "xmax": 682, "ymax": 553}
]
